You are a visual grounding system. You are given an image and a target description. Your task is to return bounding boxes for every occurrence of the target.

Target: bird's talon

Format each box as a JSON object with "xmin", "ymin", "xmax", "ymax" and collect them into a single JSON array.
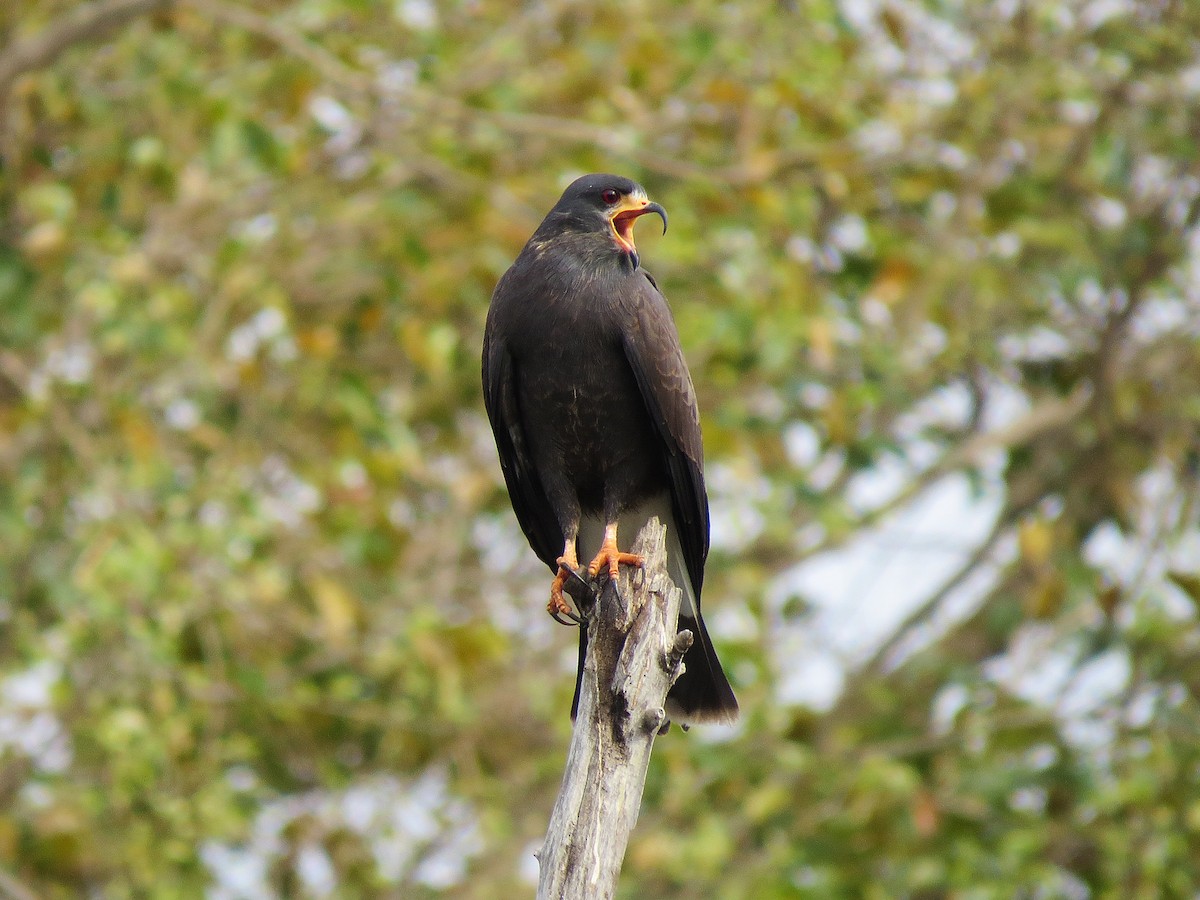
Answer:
[
  {"xmin": 564, "ymin": 566, "xmax": 590, "ymax": 591},
  {"xmin": 550, "ymin": 608, "xmax": 581, "ymax": 626},
  {"xmin": 548, "ymin": 558, "xmax": 582, "ymax": 626},
  {"xmin": 586, "ymin": 548, "xmax": 645, "ymax": 583}
]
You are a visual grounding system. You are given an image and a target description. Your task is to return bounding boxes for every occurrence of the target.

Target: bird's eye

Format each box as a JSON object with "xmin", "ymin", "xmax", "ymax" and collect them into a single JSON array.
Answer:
[{"xmin": 601, "ymin": 189, "xmax": 620, "ymax": 205}]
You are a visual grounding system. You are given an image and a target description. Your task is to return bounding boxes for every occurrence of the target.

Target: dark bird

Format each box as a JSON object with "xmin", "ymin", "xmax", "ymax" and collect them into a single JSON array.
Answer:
[{"xmin": 482, "ymin": 174, "xmax": 738, "ymax": 725}]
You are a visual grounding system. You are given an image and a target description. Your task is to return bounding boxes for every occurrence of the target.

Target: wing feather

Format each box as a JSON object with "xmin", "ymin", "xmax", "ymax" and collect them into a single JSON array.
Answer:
[
  {"xmin": 621, "ymin": 271, "xmax": 709, "ymax": 596},
  {"xmin": 481, "ymin": 329, "xmax": 562, "ymax": 571}
]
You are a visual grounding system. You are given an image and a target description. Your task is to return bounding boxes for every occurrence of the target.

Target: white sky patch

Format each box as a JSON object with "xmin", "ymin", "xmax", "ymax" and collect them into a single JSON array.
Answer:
[
  {"xmin": 786, "ymin": 234, "xmax": 816, "ymax": 264},
  {"xmin": 394, "ymin": 0, "xmax": 437, "ymax": 31},
  {"xmin": 1084, "ymin": 464, "xmax": 1198, "ymax": 620},
  {"xmin": 894, "ymin": 382, "xmax": 974, "ymax": 438},
  {"xmin": 1081, "ymin": 0, "xmax": 1131, "ymax": 29},
  {"xmin": 165, "ymin": 397, "xmax": 200, "ymax": 430},
  {"xmin": 518, "ymin": 840, "xmax": 541, "ymax": 886},
  {"xmin": 929, "ymin": 190, "xmax": 957, "ymax": 221},
  {"xmin": 983, "ymin": 623, "xmax": 1076, "ymax": 708},
  {"xmin": 860, "ymin": 297, "xmax": 891, "ymax": 328},
  {"xmin": 0, "ymin": 660, "xmax": 72, "ymax": 773},
  {"xmin": 880, "ymin": 529, "xmax": 1016, "ymax": 672},
  {"xmin": 854, "ymin": 119, "xmax": 904, "ymax": 158},
  {"xmin": 991, "ymin": 231, "xmax": 1022, "ymax": 259},
  {"xmin": 775, "ymin": 631, "xmax": 845, "ymax": 710},
  {"xmin": 930, "ymin": 682, "xmax": 970, "ymax": 734},
  {"xmin": 296, "ymin": 845, "xmax": 336, "ymax": 896},
  {"xmin": 708, "ymin": 462, "xmax": 769, "ymax": 552},
  {"xmin": 309, "ymin": 95, "xmax": 355, "ymax": 134},
  {"xmin": 1181, "ymin": 64, "xmax": 1200, "ymax": 96},
  {"xmin": 1060, "ymin": 99, "xmax": 1099, "ymax": 126},
  {"xmin": 1130, "ymin": 153, "xmax": 1174, "ymax": 204},
  {"xmin": 235, "ymin": 213, "xmax": 277, "ymax": 243},
  {"xmin": 226, "ymin": 308, "xmax": 293, "ymax": 364},
  {"xmin": 338, "ymin": 459, "xmax": 368, "ymax": 491},
  {"xmin": 843, "ymin": 453, "xmax": 910, "ymax": 513},
  {"xmin": 806, "ymin": 448, "xmax": 845, "ymax": 492},
  {"xmin": 257, "ymin": 455, "xmax": 322, "ymax": 528},
  {"xmin": 204, "ymin": 768, "xmax": 482, "ymax": 899},
  {"xmin": 1057, "ymin": 648, "xmax": 1131, "ymax": 749},
  {"xmin": 783, "ymin": 421, "xmax": 821, "ymax": 468},
  {"xmin": 936, "ymin": 142, "xmax": 970, "ymax": 171},
  {"xmin": 1130, "ymin": 294, "xmax": 1191, "ymax": 342},
  {"xmin": 31, "ymin": 341, "xmax": 96, "ymax": 399},
  {"xmin": 911, "ymin": 77, "xmax": 958, "ymax": 107},
  {"xmin": 829, "ymin": 214, "xmax": 870, "ymax": 253},
  {"xmin": 772, "ymin": 469, "xmax": 1006, "ymax": 710},
  {"xmin": 999, "ymin": 326, "xmax": 1072, "ymax": 362},
  {"xmin": 1090, "ymin": 196, "xmax": 1128, "ymax": 230}
]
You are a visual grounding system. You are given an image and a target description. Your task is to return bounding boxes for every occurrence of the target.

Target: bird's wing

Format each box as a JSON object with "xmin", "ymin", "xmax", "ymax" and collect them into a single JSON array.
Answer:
[
  {"xmin": 621, "ymin": 270, "xmax": 709, "ymax": 596},
  {"xmin": 482, "ymin": 321, "xmax": 563, "ymax": 571}
]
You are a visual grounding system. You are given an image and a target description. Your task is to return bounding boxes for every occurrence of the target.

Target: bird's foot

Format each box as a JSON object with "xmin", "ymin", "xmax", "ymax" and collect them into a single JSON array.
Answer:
[
  {"xmin": 547, "ymin": 558, "xmax": 584, "ymax": 626},
  {"xmin": 586, "ymin": 538, "xmax": 645, "ymax": 584}
]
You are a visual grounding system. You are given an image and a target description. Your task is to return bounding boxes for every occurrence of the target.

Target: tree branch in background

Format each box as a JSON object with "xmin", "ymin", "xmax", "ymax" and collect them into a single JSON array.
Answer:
[
  {"xmin": 0, "ymin": 0, "xmax": 173, "ymax": 98},
  {"xmin": 178, "ymin": 0, "xmax": 370, "ymax": 91},
  {"xmin": 773, "ymin": 384, "xmax": 1093, "ymax": 570},
  {"xmin": 537, "ymin": 519, "xmax": 690, "ymax": 900}
]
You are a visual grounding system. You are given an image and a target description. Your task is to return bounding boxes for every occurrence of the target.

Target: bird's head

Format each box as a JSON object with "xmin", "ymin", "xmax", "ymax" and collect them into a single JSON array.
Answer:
[{"xmin": 535, "ymin": 173, "xmax": 668, "ymax": 268}]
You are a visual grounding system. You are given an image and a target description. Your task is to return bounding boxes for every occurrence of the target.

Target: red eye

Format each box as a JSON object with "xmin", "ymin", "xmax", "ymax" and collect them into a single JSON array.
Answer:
[{"xmin": 601, "ymin": 189, "xmax": 620, "ymax": 204}]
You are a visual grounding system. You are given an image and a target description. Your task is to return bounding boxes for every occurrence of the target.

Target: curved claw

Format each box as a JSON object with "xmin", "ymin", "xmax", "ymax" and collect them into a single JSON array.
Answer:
[
  {"xmin": 549, "ymin": 607, "xmax": 581, "ymax": 626},
  {"xmin": 547, "ymin": 558, "xmax": 582, "ymax": 626}
]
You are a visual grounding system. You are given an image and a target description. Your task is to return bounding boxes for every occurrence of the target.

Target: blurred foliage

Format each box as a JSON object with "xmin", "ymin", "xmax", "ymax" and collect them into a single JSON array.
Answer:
[{"xmin": 2, "ymin": 0, "xmax": 1200, "ymax": 897}]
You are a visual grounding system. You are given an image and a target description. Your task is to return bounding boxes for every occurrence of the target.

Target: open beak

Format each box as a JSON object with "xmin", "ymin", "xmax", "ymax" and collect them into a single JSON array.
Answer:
[{"xmin": 610, "ymin": 197, "xmax": 668, "ymax": 255}]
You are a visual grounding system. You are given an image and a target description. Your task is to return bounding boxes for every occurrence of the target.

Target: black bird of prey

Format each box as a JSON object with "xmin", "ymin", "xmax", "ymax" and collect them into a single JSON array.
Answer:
[{"xmin": 482, "ymin": 174, "xmax": 738, "ymax": 725}]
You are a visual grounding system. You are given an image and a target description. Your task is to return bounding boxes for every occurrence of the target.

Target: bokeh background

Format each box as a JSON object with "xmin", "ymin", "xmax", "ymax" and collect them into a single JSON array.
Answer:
[{"xmin": 3, "ymin": 0, "xmax": 1200, "ymax": 896}]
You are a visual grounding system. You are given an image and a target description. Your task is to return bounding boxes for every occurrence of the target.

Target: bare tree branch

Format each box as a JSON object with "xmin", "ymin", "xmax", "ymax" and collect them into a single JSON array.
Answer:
[
  {"xmin": 0, "ymin": 0, "xmax": 172, "ymax": 97},
  {"xmin": 536, "ymin": 519, "xmax": 689, "ymax": 900},
  {"xmin": 177, "ymin": 0, "xmax": 369, "ymax": 91},
  {"xmin": 778, "ymin": 384, "xmax": 1093, "ymax": 569},
  {"xmin": 856, "ymin": 501, "xmax": 1020, "ymax": 679}
]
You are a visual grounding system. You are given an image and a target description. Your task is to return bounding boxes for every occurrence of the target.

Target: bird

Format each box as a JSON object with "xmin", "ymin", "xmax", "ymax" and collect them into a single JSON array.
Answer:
[{"xmin": 481, "ymin": 173, "xmax": 738, "ymax": 725}]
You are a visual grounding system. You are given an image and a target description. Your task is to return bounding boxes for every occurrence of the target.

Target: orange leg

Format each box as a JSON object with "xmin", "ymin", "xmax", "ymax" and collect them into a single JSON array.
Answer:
[
  {"xmin": 586, "ymin": 521, "xmax": 645, "ymax": 583},
  {"xmin": 547, "ymin": 541, "xmax": 581, "ymax": 625}
]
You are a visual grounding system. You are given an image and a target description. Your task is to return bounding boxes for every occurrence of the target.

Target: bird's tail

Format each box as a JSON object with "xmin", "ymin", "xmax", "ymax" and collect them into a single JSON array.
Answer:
[
  {"xmin": 666, "ymin": 607, "xmax": 739, "ymax": 725},
  {"xmin": 569, "ymin": 514, "xmax": 739, "ymax": 725},
  {"xmin": 568, "ymin": 601, "xmax": 738, "ymax": 725}
]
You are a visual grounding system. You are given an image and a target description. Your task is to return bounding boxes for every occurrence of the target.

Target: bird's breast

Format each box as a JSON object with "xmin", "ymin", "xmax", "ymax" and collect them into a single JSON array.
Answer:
[{"xmin": 517, "ymin": 332, "xmax": 661, "ymax": 514}]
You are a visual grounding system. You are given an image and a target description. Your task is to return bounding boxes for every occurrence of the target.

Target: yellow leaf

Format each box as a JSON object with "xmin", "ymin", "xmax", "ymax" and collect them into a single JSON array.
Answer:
[
  {"xmin": 808, "ymin": 317, "xmax": 835, "ymax": 372},
  {"xmin": 119, "ymin": 411, "xmax": 159, "ymax": 462},
  {"xmin": 310, "ymin": 575, "xmax": 358, "ymax": 647},
  {"xmin": 1017, "ymin": 518, "xmax": 1054, "ymax": 567},
  {"xmin": 869, "ymin": 258, "xmax": 917, "ymax": 306},
  {"xmin": 298, "ymin": 325, "xmax": 339, "ymax": 358},
  {"xmin": 22, "ymin": 221, "xmax": 66, "ymax": 258},
  {"xmin": 1025, "ymin": 571, "xmax": 1066, "ymax": 619}
]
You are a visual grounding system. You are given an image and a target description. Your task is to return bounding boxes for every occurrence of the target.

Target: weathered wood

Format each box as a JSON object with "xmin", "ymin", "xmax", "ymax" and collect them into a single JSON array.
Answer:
[{"xmin": 536, "ymin": 518, "xmax": 689, "ymax": 900}]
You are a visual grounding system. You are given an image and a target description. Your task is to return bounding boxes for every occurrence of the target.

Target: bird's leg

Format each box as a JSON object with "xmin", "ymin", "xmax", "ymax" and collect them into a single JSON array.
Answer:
[
  {"xmin": 586, "ymin": 521, "xmax": 645, "ymax": 583},
  {"xmin": 548, "ymin": 540, "xmax": 582, "ymax": 626}
]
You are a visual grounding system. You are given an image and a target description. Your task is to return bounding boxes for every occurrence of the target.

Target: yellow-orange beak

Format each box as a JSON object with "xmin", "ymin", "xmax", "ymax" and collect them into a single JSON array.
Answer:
[{"xmin": 609, "ymin": 196, "xmax": 668, "ymax": 255}]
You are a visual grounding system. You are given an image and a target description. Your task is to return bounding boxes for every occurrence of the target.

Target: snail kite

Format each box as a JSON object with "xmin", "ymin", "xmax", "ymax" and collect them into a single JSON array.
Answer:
[{"xmin": 482, "ymin": 173, "xmax": 738, "ymax": 725}]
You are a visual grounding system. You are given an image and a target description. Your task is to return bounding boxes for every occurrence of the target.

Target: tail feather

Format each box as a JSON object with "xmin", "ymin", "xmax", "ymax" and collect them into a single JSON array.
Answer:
[
  {"xmin": 569, "ymin": 611, "xmax": 738, "ymax": 725},
  {"xmin": 570, "ymin": 501, "xmax": 738, "ymax": 726},
  {"xmin": 665, "ymin": 612, "xmax": 739, "ymax": 724}
]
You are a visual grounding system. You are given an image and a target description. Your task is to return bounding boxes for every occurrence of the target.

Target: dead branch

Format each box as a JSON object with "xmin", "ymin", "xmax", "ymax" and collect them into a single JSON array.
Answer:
[{"xmin": 536, "ymin": 518, "xmax": 688, "ymax": 900}]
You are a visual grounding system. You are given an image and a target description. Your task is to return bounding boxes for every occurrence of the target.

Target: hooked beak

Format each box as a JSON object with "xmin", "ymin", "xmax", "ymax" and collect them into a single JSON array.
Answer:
[{"xmin": 609, "ymin": 197, "xmax": 668, "ymax": 255}]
